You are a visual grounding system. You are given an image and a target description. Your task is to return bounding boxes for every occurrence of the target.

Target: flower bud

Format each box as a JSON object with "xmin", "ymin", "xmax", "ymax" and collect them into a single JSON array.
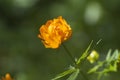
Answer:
[{"xmin": 87, "ymin": 50, "xmax": 99, "ymax": 63}]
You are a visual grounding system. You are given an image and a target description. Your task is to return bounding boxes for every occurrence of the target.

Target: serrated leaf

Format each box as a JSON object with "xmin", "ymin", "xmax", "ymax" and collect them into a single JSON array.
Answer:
[
  {"xmin": 109, "ymin": 64, "xmax": 116, "ymax": 72},
  {"xmin": 109, "ymin": 60, "xmax": 118, "ymax": 72},
  {"xmin": 106, "ymin": 49, "xmax": 119, "ymax": 63},
  {"xmin": 76, "ymin": 40, "xmax": 93, "ymax": 64},
  {"xmin": 88, "ymin": 65, "xmax": 99, "ymax": 73},
  {"xmin": 52, "ymin": 68, "xmax": 76, "ymax": 80},
  {"xmin": 106, "ymin": 49, "xmax": 112, "ymax": 61},
  {"xmin": 111, "ymin": 50, "xmax": 119, "ymax": 60},
  {"xmin": 67, "ymin": 69, "xmax": 80, "ymax": 80},
  {"xmin": 88, "ymin": 64, "xmax": 102, "ymax": 73},
  {"xmin": 88, "ymin": 61, "xmax": 103, "ymax": 73},
  {"xmin": 88, "ymin": 49, "xmax": 120, "ymax": 80}
]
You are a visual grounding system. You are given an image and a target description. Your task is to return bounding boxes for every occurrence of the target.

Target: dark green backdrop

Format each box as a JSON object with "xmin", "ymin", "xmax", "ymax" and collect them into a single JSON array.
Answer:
[{"xmin": 0, "ymin": 0, "xmax": 120, "ymax": 80}]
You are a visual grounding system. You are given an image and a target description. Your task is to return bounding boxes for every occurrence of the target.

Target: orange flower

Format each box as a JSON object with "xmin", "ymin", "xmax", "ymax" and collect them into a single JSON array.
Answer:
[
  {"xmin": 1, "ymin": 73, "xmax": 13, "ymax": 80},
  {"xmin": 38, "ymin": 16, "xmax": 72, "ymax": 49}
]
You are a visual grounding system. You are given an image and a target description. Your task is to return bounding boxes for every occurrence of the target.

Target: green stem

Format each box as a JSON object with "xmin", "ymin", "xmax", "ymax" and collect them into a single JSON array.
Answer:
[
  {"xmin": 62, "ymin": 43, "xmax": 90, "ymax": 80},
  {"xmin": 62, "ymin": 44, "xmax": 76, "ymax": 65}
]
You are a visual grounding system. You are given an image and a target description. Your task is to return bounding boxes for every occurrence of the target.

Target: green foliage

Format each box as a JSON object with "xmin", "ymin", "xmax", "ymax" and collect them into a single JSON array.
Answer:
[
  {"xmin": 52, "ymin": 66, "xmax": 76, "ymax": 80},
  {"xmin": 52, "ymin": 41, "xmax": 93, "ymax": 80},
  {"xmin": 88, "ymin": 49, "xmax": 120, "ymax": 80},
  {"xmin": 66, "ymin": 68, "xmax": 79, "ymax": 80},
  {"xmin": 76, "ymin": 40, "xmax": 93, "ymax": 65},
  {"xmin": 88, "ymin": 61, "xmax": 103, "ymax": 74}
]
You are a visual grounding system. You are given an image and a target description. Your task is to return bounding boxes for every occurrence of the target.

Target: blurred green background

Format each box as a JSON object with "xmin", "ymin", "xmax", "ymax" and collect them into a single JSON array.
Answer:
[{"xmin": 0, "ymin": 0, "xmax": 120, "ymax": 80}]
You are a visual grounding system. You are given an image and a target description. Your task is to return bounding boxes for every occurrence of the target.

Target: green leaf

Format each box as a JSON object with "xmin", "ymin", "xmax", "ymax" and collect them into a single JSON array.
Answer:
[
  {"xmin": 109, "ymin": 64, "xmax": 116, "ymax": 72},
  {"xmin": 76, "ymin": 40, "xmax": 93, "ymax": 64},
  {"xmin": 109, "ymin": 60, "xmax": 118, "ymax": 72},
  {"xmin": 106, "ymin": 49, "xmax": 112, "ymax": 61},
  {"xmin": 106, "ymin": 49, "xmax": 119, "ymax": 64},
  {"xmin": 51, "ymin": 68, "xmax": 76, "ymax": 80},
  {"xmin": 111, "ymin": 50, "xmax": 119, "ymax": 60},
  {"xmin": 88, "ymin": 65, "xmax": 100, "ymax": 73},
  {"xmin": 87, "ymin": 49, "xmax": 120, "ymax": 80},
  {"xmin": 88, "ymin": 62, "xmax": 103, "ymax": 73},
  {"xmin": 67, "ymin": 69, "xmax": 80, "ymax": 80}
]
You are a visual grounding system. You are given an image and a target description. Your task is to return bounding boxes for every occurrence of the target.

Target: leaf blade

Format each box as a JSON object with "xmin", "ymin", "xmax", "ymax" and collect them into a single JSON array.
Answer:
[
  {"xmin": 76, "ymin": 40, "xmax": 93, "ymax": 64},
  {"xmin": 51, "ymin": 68, "xmax": 76, "ymax": 80},
  {"xmin": 67, "ymin": 69, "xmax": 80, "ymax": 80}
]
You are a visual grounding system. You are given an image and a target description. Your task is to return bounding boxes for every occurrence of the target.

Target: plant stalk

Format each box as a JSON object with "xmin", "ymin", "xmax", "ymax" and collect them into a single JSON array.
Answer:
[
  {"xmin": 62, "ymin": 44, "xmax": 76, "ymax": 65},
  {"xmin": 62, "ymin": 43, "xmax": 90, "ymax": 80}
]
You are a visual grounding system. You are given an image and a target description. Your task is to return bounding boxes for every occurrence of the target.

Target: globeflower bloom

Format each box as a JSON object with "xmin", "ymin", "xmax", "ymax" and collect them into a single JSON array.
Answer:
[
  {"xmin": 1, "ymin": 73, "xmax": 13, "ymax": 80},
  {"xmin": 38, "ymin": 16, "xmax": 72, "ymax": 49}
]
